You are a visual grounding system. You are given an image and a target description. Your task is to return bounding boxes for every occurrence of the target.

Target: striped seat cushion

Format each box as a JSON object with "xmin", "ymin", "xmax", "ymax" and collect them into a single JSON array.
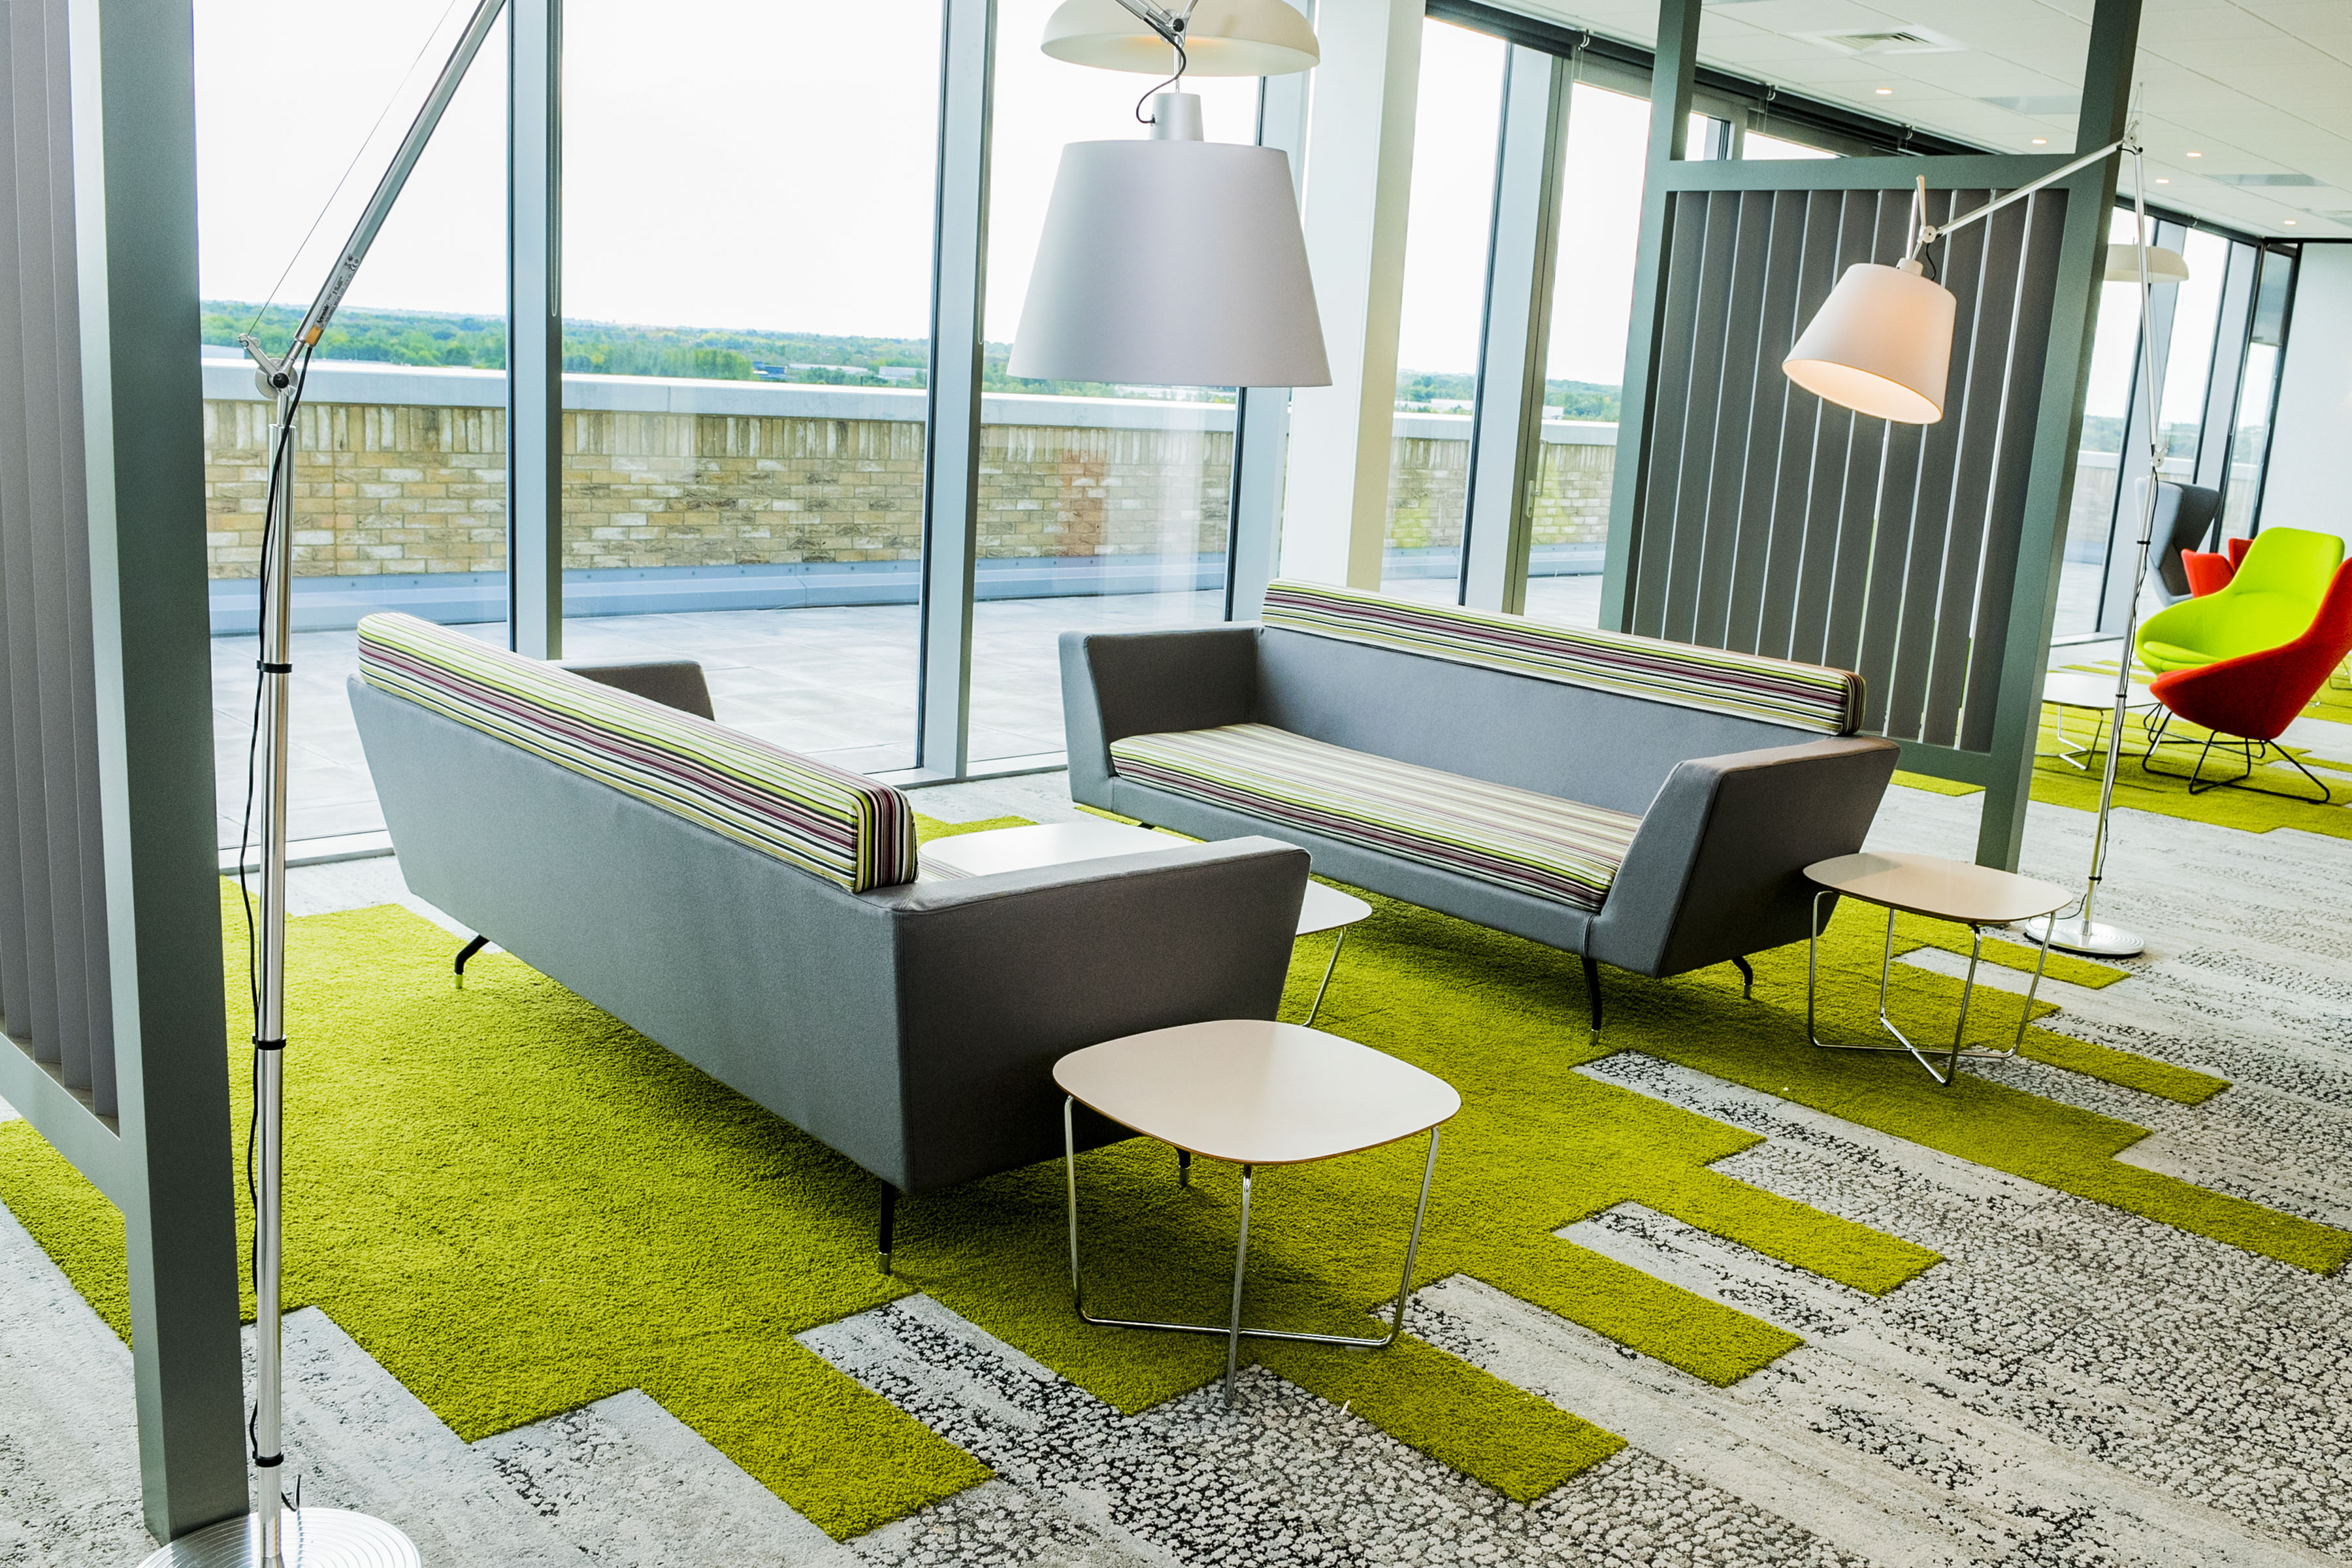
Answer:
[
  {"xmin": 1261, "ymin": 579, "xmax": 1864, "ymax": 736},
  {"xmin": 1109, "ymin": 723, "xmax": 1639, "ymax": 911},
  {"xmin": 357, "ymin": 613, "xmax": 916, "ymax": 892}
]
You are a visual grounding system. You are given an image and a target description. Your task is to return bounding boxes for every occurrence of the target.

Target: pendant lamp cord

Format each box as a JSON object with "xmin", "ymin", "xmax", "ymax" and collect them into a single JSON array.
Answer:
[{"xmin": 1136, "ymin": 0, "xmax": 1200, "ymax": 124}]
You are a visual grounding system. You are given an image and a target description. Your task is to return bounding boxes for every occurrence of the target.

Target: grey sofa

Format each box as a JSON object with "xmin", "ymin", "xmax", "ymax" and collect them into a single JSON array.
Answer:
[
  {"xmin": 1062, "ymin": 580, "xmax": 1898, "ymax": 1032},
  {"xmin": 348, "ymin": 613, "xmax": 1309, "ymax": 1268}
]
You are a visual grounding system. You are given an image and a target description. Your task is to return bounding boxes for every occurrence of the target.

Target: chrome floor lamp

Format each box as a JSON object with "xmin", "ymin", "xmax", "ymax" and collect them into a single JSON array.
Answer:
[
  {"xmin": 1778, "ymin": 120, "xmax": 2184, "ymax": 961},
  {"xmin": 139, "ymin": 3, "xmax": 507, "ymax": 1563}
]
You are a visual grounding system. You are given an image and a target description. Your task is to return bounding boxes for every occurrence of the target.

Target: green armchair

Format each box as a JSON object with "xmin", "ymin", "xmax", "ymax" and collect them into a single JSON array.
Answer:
[{"xmin": 2136, "ymin": 527, "xmax": 2346, "ymax": 674}]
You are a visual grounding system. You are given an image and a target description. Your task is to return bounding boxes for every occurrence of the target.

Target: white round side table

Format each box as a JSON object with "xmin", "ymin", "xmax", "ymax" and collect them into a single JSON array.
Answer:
[
  {"xmin": 923, "ymin": 821, "xmax": 1374, "ymax": 1024},
  {"xmin": 1804, "ymin": 851, "xmax": 2071, "ymax": 1087},
  {"xmin": 1053, "ymin": 1020, "xmax": 1460, "ymax": 1409}
]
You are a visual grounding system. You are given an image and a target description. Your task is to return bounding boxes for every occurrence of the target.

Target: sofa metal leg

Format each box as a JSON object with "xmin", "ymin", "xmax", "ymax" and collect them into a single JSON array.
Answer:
[
  {"xmin": 1581, "ymin": 954, "xmax": 1603, "ymax": 1041},
  {"xmin": 877, "ymin": 1184, "xmax": 898, "ymax": 1276},
  {"xmin": 1731, "ymin": 954, "xmax": 1754, "ymax": 999},
  {"xmin": 1178, "ymin": 1148, "xmax": 1192, "ymax": 1186},
  {"xmin": 453, "ymin": 934, "xmax": 489, "ymax": 989}
]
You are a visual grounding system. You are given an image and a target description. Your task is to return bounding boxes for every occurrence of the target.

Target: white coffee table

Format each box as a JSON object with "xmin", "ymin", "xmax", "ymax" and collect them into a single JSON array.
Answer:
[
  {"xmin": 2042, "ymin": 670, "xmax": 2155, "ymax": 771},
  {"xmin": 1805, "ymin": 851, "xmax": 2070, "ymax": 1087},
  {"xmin": 924, "ymin": 821, "xmax": 1374, "ymax": 1024},
  {"xmin": 1054, "ymin": 1020, "xmax": 1461, "ymax": 1409}
]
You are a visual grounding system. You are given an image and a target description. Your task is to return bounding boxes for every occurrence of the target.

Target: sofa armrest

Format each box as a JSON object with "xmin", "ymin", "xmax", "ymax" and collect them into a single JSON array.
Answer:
[
  {"xmin": 867, "ymin": 836, "xmax": 1311, "ymax": 1192},
  {"xmin": 1060, "ymin": 627, "xmax": 1259, "ymax": 802},
  {"xmin": 562, "ymin": 658, "xmax": 715, "ymax": 719},
  {"xmin": 1587, "ymin": 736, "xmax": 1898, "ymax": 978}
]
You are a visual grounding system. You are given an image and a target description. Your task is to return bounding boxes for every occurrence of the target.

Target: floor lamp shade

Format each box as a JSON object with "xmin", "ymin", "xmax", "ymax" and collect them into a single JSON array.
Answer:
[
  {"xmin": 1783, "ymin": 261, "xmax": 1957, "ymax": 425},
  {"xmin": 1041, "ymin": 0, "xmax": 1320, "ymax": 76},
  {"xmin": 1009, "ymin": 138, "xmax": 1331, "ymax": 388}
]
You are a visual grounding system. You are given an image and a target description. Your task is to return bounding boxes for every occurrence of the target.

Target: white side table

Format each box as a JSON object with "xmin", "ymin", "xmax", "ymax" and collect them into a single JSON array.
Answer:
[
  {"xmin": 1804, "ymin": 851, "xmax": 2070, "ymax": 1087},
  {"xmin": 1054, "ymin": 1021, "xmax": 1460, "ymax": 1409},
  {"xmin": 2041, "ymin": 671, "xmax": 2155, "ymax": 771},
  {"xmin": 924, "ymin": 821, "xmax": 1374, "ymax": 1024}
]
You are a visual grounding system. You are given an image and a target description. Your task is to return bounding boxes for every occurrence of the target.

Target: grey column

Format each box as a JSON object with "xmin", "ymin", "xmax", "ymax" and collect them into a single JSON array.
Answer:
[
  {"xmin": 1598, "ymin": 0, "xmax": 1702, "ymax": 632},
  {"xmin": 64, "ymin": 0, "xmax": 249, "ymax": 1539},
  {"xmin": 1460, "ymin": 45, "xmax": 1568, "ymax": 614},
  {"xmin": 917, "ymin": 0, "xmax": 992, "ymax": 779},
  {"xmin": 508, "ymin": 0, "xmax": 563, "ymax": 658}
]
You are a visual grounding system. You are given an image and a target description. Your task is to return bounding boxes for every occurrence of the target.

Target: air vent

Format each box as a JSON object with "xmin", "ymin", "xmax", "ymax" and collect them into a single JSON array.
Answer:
[
  {"xmin": 1800, "ymin": 25, "xmax": 1963, "ymax": 55},
  {"xmin": 2208, "ymin": 172, "xmax": 2324, "ymax": 188}
]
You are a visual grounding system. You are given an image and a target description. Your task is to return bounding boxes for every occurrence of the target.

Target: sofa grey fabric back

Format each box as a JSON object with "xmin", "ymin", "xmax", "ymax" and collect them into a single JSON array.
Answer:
[
  {"xmin": 1255, "ymin": 628, "xmax": 1821, "ymax": 817},
  {"xmin": 353, "ymin": 677, "xmax": 1310, "ymax": 1194}
]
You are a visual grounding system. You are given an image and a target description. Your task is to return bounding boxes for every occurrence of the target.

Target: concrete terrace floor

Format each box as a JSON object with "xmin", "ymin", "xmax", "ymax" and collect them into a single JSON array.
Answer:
[{"xmin": 208, "ymin": 576, "xmax": 1609, "ymax": 850}]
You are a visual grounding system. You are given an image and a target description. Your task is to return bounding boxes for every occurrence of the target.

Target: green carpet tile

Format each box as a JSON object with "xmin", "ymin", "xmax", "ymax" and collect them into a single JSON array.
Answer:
[
  {"xmin": 0, "ymin": 817, "xmax": 2339, "ymax": 1542},
  {"xmin": 1899, "ymin": 700, "xmax": 2352, "ymax": 841}
]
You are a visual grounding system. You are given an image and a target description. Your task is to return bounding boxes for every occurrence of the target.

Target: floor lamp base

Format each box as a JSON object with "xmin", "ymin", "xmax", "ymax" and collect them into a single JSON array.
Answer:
[
  {"xmin": 138, "ymin": 1509, "xmax": 420, "ymax": 1568},
  {"xmin": 2017, "ymin": 913, "xmax": 2144, "ymax": 959}
]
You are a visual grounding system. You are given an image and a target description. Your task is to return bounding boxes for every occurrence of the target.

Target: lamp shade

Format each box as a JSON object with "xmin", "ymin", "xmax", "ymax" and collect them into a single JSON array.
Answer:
[
  {"xmin": 1041, "ymin": 0, "xmax": 1319, "ymax": 76},
  {"xmin": 1009, "ymin": 135, "xmax": 1331, "ymax": 388},
  {"xmin": 2104, "ymin": 244, "xmax": 2191, "ymax": 284},
  {"xmin": 1783, "ymin": 261, "xmax": 1957, "ymax": 424}
]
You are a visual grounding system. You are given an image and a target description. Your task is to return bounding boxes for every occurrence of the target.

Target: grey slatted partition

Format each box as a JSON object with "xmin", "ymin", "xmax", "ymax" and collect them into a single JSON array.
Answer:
[
  {"xmin": 1609, "ymin": 165, "xmax": 2119, "ymax": 871},
  {"xmin": 0, "ymin": 0, "xmax": 247, "ymax": 1543},
  {"xmin": 1609, "ymin": 0, "xmax": 2142, "ymax": 872}
]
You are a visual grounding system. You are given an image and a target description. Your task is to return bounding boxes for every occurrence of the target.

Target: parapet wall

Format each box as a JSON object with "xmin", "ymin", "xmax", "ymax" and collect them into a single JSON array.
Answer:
[{"xmin": 200, "ymin": 357, "xmax": 1618, "ymax": 583}]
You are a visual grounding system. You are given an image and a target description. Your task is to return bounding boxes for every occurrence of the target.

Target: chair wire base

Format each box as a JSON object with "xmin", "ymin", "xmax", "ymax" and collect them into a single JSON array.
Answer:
[
  {"xmin": 2139, "ymin": 711, "xmax": 2332, "ymax": 804},
  {"xmin": 1806, "ymin": 892, "xmax": 2054, "ymax": 1087},
  {"xmin": 1064, "ymin": 1097, "xmax": 1440, "ymax": 1411}
]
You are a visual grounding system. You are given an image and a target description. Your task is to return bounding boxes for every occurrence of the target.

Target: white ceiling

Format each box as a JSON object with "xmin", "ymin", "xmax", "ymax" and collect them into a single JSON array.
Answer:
[{"xmin": 1505, "ymin": 0, "xmax": 2352, "ymax": 239}]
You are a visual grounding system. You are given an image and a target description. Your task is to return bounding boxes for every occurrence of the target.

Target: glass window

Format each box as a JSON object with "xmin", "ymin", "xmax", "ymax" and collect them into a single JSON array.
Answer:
[
  {"xmin": 2053, "ymin": 210, "xmax": 2145, "ymax": 638},
  {"xmin": 560, "ymin": 1, "xmax": 943, "ymax": 775},
  {"xmin": 2232, "ymin": 247, "xmax": 2296, "ymax": 536},
  {"xmin": 1524, "ymin": 80, "xmax": 1650, "ymax": 628},
  {"xmin": 1382, "ymin": 20, "xmax": 1509, "ymax": 600},
  {"xmin": 2152, "ymin": 229, "xmax": 2230, "ymax": 486},
  {"xmin": 1742, "ymin": 129, "xmax": 1838, "ymax": 160},
  {"xmin": 964, "ymin": 0, "xmax": 1260, "ymax": 766},
  {"xmin": 195, "ymin": 0, "xmax": 510, "ymax": 846}
]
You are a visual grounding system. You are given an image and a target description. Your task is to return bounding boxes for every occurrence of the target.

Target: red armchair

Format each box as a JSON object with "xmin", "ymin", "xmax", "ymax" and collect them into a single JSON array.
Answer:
[
  {"xmin": 2142, "ymin": 561, "xmax": 2352, "ymax": 802},
  {"xmin": 2178, "ymin": 535, "xmax": 2253, "ymax": 597}
]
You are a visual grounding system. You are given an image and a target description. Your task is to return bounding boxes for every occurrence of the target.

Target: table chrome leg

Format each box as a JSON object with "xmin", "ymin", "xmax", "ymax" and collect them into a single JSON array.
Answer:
[
  {"xmin": 1304, "ymin": 929, "xmax": 1346, "ymax": 1028},
  {"xmin": 1226, "ymin": 1165, "xmax": 1254, "ymax": 1410},
  {"xmin": 1946, "ymin": 926, "xmax": 1985, "ymax": 1086},
  {"xmin": 1806, "ymin": 890, "xmax": 1827, "ymax": 1048},
  {"xmin": 1060, "ymin": 1112, "xmax": 1445, "ymax": 1373}
]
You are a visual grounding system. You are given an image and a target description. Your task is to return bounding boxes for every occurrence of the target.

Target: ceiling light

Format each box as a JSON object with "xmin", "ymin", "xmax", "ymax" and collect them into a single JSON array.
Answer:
[
  {"xmin": 2186, "ymin": 150, "xmax": 2202, "ymax": 157},
  {"xmin": 2031, "ymin": 138, "xmax": 2048, "ymax": 145},
  {"xmin": 1874, "ymin": 86, "xmax": 1894, "ymax": 94},
  {"xmin": 2284, "ymin": 218, "xmax": 2298, "ymax": 225},
  {"xmin": 2155, "ymin": 177, "xmax": 2170, "ymax": 184},
  {"xmin": 1041, "ymin": 0, "xmax": 1320, "ymax": 76}
]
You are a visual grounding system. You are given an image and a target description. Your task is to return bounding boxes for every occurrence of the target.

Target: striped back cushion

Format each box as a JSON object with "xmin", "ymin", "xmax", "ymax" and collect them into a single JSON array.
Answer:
[
  {"xmin": 357, "ymin": 613, "xmax": 917, "ymax": 892},
  {"xmin": 1260, "ymin": 580, "xmax": 1864, "ymax": 736}
]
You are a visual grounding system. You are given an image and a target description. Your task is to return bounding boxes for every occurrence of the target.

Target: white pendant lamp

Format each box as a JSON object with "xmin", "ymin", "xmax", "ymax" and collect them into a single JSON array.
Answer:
[
  {"xmin": 1042, "ymin": 0, "xmax": 1319, "ymax": 76},
  {"xmin": 1784, "ymin": 258, "xmax": 1957, "ymax": 424},
  {"xmin": 1010, "ymin": 92, "xmax": 1331, "ymax": 388}
]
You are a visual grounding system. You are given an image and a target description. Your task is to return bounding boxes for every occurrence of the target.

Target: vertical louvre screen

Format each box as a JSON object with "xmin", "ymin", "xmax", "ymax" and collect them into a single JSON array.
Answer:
[
  {"xmin": 1, "ymin": 0, "xmax": 118, "ymax": 1120},
  {"xmin": 1627, "ymin": 185, "xmax": 2068, "ymax": 751}
]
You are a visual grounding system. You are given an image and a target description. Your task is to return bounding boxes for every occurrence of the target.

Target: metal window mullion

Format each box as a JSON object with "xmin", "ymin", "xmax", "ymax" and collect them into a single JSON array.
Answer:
[
  {"xmin": 1460, "ymin": 44, "xmax": 1565, "ymax": 614},
  {"xmin": 917, "ymin": 0, "xmax": 992, "ymax": 779},
  {"xmin": 508, "ymin": 0, "xmax": 562, "ymax": 659},
  {"xmin": 2100, "ymin": 213, "xmax": 2179, "ymax": 635}
]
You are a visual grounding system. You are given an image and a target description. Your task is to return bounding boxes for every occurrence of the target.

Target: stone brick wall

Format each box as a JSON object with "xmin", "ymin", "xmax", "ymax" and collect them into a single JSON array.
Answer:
[
  {"xmin": 1382, "ymin": 433, "xmax": 1617, "ymax": 554},
  {"xmin": 203, "ymin": 397, "xmax": 1610, "ymax": 578}
]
